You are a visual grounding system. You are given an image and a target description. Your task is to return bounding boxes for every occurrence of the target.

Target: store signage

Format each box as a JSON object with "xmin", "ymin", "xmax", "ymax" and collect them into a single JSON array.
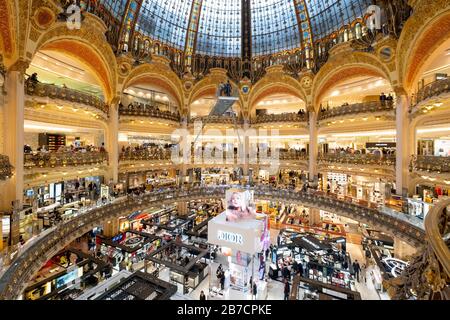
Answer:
[
  {"xmin": 366, "ymin": 142, "xmax": 396, "ymax": 148},
  {"xmin": 217, "ymin": 230, "xmax": 243, "ymax": 245}
]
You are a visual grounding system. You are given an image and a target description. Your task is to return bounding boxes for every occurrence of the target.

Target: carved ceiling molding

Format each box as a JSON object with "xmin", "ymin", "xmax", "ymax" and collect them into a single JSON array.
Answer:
[
  {"xmin": 311, "ymin": 51, "xmax": 393, "ymax": 108},
  {"xmin": 397, "ymin": 0, "xmax": 450, "ymax": 91}
]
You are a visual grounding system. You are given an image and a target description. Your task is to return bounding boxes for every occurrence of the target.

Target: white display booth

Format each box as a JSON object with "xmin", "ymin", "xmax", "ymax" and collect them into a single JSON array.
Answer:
[{"xmin": 208, "ymin": 211, "xmax": 269, "ymax": 300}]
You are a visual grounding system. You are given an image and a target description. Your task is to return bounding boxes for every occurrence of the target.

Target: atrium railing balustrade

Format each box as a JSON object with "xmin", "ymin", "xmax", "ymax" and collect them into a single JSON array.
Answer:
[
  {"xmin": 252, "ymin": 112, "xmax": 308, "ymax": 125},
  {"xmin": 318, "ymin": 100, "xmax": 395, "ymax": 122},
  {"xmin": 0, "ymin": 154, "xmax": 13, "ymax": 180},
  {"xmin": 319, "ymin": 153, "xmax": 396, "ymax": 167},
  {"xmin": 120, "ymin": 149, "xmax": 172, "ymax": 162},
  {"xmin": 410, "ymin": 77, "xmax": 450, "ymax": 114},
  {"xmin": 119, "ymin": 102, "xmax": 180, "ymax": 123},
  {"xmin": 24, "ymin": 151, "xmax": 109, "ymax": 169},
  {"xmin": 25, "ymin": 81, "xmax": 109, "ymax": 115},
  {"xmin": 188, "ymin": 115, "xmax": 241, "ymax": 125},
  {"xmin": 410, "ymin": 155, "xmax": 450, "ymax": 173}
]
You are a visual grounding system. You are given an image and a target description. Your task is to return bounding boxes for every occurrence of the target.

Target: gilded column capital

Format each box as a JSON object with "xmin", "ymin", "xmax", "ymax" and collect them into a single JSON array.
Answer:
[{"xmin": 393, "ymin": 86, "xmax": 408, "ymax": 96}]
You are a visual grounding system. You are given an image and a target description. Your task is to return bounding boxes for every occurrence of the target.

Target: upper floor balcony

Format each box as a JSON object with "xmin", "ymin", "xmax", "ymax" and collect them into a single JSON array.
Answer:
[
  {"xmin": 319, "ymin": 153, "xmax": 396, "ymax": 167},
  {"xmin": 252, "ymin": 113, "xmax": 308, "ymax": 126},
  {"xmin": 0, "ymin": 155, "xmax": 13, "ymax": 181},
  {"xmin": 120, "ymin": 149, "xmax": 172, "ymax": 162},
  {"xmin": 25, "ymin": 81, "xmax": 109, "ymax": 115},
  {"xmin": 318, "ymin": 101, "xmax": 395, "ymax": 123},
  {"xmin": 24, "ymin": 151, "xmax": 109, "ymax": 170},
  {"xmin": 119, "ymin": 102, "xmax": 180, "ymax": 123},
  {"xmin": 410, "ymin": 155, "xmax": 450, "ymax": 174},
  {"xmin": 410, "ymin": 78, "xmax": 450, "ymax": 118},
  {"xmin": 189, "ymin": 115, "xmax": 242, "ymax": 126}
]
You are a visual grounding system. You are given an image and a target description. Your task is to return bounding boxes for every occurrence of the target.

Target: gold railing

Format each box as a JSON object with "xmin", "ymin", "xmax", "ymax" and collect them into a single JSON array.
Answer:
[
  {"xmin": 252, "ymin": 113, "xmax": 308, "ymax": 125},
  {"xmin": 279, "ymin": 151, "xmax": 309, "ymax": 161},
  {"xmin": 0, "ymin": 155, "xmax": 13, "ymax": 180},
  {"xmin": 189, "ymin": 115, "xmax": 241, "ymax": 125},
  {"xmin": 319, "ymin": 101, "xmax": 395, "ymax": 121},
  {"xmin": 412, "ymin": 78, "xmax": 450, "ymax": 107},
  {"xmin": 425, "ymin": 199, "xmax": 450, "ymax": 277},
  {"xmin": 410, "ymin": 155, "xmax": 450, "ymax": 173},
  {"xmin": 25, "ymin": 81, "xmax": 109, "ymax": 114},
  {"xmin": 319, "ymin": 153, "xmax": 396, "ymax": 166},
  {"xmin": 119, "ymin": 104, "xmax": 180, "ymax": 122},
  {"xmin": 119, "ymin": 150, "xmax": 171, "ymax": 162},
  {"xmin": 24, "ymin": 151, "xmax": 109, "ymax": 169}
]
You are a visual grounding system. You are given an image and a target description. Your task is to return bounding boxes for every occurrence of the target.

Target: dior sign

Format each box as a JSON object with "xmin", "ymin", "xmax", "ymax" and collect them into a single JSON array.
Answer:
[{"xmin": 217, "ymin": 230, "xmax": 244, "ymax": 245}]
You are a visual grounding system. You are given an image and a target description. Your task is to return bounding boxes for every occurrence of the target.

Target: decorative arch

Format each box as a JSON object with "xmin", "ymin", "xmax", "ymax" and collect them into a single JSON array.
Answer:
[
  {"xmin": 122, "ymin": 63, "xmax": 185, "ymax": 109},
  {"xmin": 30, "ymin": 15, "xmax": 118, "ymax": 102},
  {"xmin": 187, "ymin": 68, "xmax": 230, "ymax": 106},
  {"xmin": 248, "ymin": 69, "xmax": 307, "ymax": 113},
  {"xmin": 311, "ymin": 51, "xmax": 392, "ymax": 110},
  {"xmin": 397, "ymin": 1, "xmax": 450, "ymax": 91}
]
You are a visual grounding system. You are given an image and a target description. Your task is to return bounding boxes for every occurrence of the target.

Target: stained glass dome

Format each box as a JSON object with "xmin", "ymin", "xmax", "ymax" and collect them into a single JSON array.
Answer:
[{"xmin": 113, "ymin": 0, "xmax": 372, "ymax": 57}]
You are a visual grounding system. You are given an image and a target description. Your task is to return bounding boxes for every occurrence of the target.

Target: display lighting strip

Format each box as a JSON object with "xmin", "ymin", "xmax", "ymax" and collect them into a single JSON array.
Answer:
[
  {"xmin": 292, "ymin": 0, "xmax": 314, "ymax": 69},
  {"xmin": 184, "ymin": 0, "xmax": 203, "ymax": 66}
]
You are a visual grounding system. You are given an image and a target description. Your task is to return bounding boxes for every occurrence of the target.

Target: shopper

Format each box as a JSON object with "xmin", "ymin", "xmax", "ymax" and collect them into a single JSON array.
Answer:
[
  {"xmin": 284, "ymin": 279, "xmax": 290, "ymax": 301},
  {"xmin": 219, "ymin": 270, "xmax": 225, "ymax": 290},
  {"xmin": 199, "ymin": 290, "xmax": 206, "ymax": 300},
  {"xmin": 353, "ymin": 260, "xmax": 361, "ymax": 282},
  {"xmin": 252, "ymin": 281, "xmax": 257, "ymax": 298}
]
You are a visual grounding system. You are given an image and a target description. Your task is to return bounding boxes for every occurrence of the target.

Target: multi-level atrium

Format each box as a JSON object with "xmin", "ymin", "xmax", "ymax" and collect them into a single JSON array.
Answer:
[{"xmin": 0, "ymin": 0, "xmax": 448, "ymax": 303}]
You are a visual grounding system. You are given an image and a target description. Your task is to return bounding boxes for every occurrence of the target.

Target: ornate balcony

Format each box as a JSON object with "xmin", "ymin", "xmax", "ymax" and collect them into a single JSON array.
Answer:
[
  {"xmin": 0, "ymin": 155, "xmax": 13, "ymax": 181},
  {"xmin": 412, "ymin": 78, "xmax": 450, "ymax": 107},
  {"xmin": 410, "ymin": 155, "xmax": 450, "ymax": 173},
  {"xmin": 319, "ymin": 153, "xmax": 396, "ymax": 167},
  {"xmin": 119, "ymin": 150, "xmax": 171, "ymax": 162},
  {"xmin": 252, "ymin": 113, "xmax": 308, "ymax": 125},
  {"xmin": 25, "ymin": 81, "xmax": 109, "ymax": 114},
  {"xmin": 24, "ymin": 151, "xmax": 109, "ymax": 170},
  {"xmin": 318, "ymin": 101, "xmax": 395, "ymax": 122},
  {"xmin": 279, "ymin": 151, "xmax": 309, "ymax": 161},
  {"xmin": 189, "ymin": 115, "xmax": 241, "ymax": 125},
  {"xmin": 119, "ymin": 103, "xmax": 180, "ymax": 123}
]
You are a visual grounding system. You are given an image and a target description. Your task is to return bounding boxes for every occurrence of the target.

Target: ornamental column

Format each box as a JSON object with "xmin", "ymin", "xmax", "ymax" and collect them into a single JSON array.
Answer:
[
  {"xmin": 395, "ymin": 90, "xmax": 411, "ymax": 197},
  {"xmin": 106, "ymin": 99, "xmax": 119, "ymax": 184},
  {"xmin": 0, "ymin": 61, "xmax": 27, "ymax": 211},
  {"xmin": 243, "ymin": 119, "xmax": 250, "ymax": 176},
  {"xmin": 308, "ymin": 111, "xmax": 318, "ymax": 184}
]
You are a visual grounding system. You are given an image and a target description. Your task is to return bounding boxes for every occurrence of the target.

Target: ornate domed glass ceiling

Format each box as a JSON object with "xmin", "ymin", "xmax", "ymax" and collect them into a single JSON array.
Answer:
[{"xmin": 110, "ymin": 0, "xmax": 372, "ymax": 57}]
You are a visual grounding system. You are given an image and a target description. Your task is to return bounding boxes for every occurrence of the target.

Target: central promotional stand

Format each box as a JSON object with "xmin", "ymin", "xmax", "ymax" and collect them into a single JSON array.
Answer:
[{"xmin": 207, "ymin": 189, "xmax": 270, "ymax": 300}]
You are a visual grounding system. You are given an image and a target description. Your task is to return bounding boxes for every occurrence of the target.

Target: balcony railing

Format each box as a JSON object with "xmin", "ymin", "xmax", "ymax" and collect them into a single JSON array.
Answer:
[
  {"xmin": 319, "ymin": 153, "xmax": 396, "ymax": 166},
  {"xmin": 189, "ymin": 115, "xmax": 241, "ymax": 125},
  {"xmin": 119, "ymin": 104, "xmax": 180, "ymax": 122},
  {"xmin": 24, "ymin": 151, "xmax": 109, "ymax": 169},
  {"xmin": 318, "ymin": 101, "xmax": 395, "ymax": 122},
  {"xmin": 279, "ymin": 151, "xmax": 309, "ymax": 161},
  {"xmin": 0, "ymin": 155, "xmax": 13, "ymax": 181},
  {"xmin": 120, "ymin": 150, "xmax": 172, "ymax": 162},
  {"xmin": 25, "ymin": 81, "xmax": 109, "ymax": 114},
  {"xmin": 252, "ymin": 113, "xmax": 308, "ymax": 125},
  {"xmin": 412, "ymin": 78, "xmax": 450, "ymax": 107},
  {"xmin": 410, "ymin": 155, "xmax": 450, "ymax": 173}
]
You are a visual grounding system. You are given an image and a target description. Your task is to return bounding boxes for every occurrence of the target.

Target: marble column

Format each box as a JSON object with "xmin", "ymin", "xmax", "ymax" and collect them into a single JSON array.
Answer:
[
  {"xmin": 308, "ymin": 111, "xmax": 318, "ymax": 183},
  {"xmin": 243, "ymin": 119, "xmax": 250, "ymax": 176},
  {"xmin": 106, "ymin": 101, "xmax": 119, "ymax": 184},
  {"xmin": 0, "ymin": 67, "xmax": 26, "ymax": 211},
  {"xmin": 308, "ymin": 208, "xmax": 321, "ymax": 227},
  {"xmin": 395, "ymin": 92, "xmax": 411, "ymax": 197}
]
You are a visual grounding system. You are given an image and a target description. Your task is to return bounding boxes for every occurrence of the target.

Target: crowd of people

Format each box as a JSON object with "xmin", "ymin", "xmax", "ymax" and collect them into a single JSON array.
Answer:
[
  {"xmin": 326, "ymin": 146, "xmax": 396, "ymax": 157},
  {"xmin": 119, "ymin": 101, "xmax": 180, "ymax": 119}
]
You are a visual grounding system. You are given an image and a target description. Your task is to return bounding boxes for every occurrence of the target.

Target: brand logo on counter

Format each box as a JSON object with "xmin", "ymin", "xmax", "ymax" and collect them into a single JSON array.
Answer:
[{"xmin": 217, "ymin": 230, "xmax": 243, "ymax": 245}]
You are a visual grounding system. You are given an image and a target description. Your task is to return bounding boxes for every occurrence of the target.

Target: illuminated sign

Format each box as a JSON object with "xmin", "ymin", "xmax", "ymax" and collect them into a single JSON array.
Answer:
[{"xmin": 217, "ymin": 230, "xmax": 244, "ymax": 245}]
